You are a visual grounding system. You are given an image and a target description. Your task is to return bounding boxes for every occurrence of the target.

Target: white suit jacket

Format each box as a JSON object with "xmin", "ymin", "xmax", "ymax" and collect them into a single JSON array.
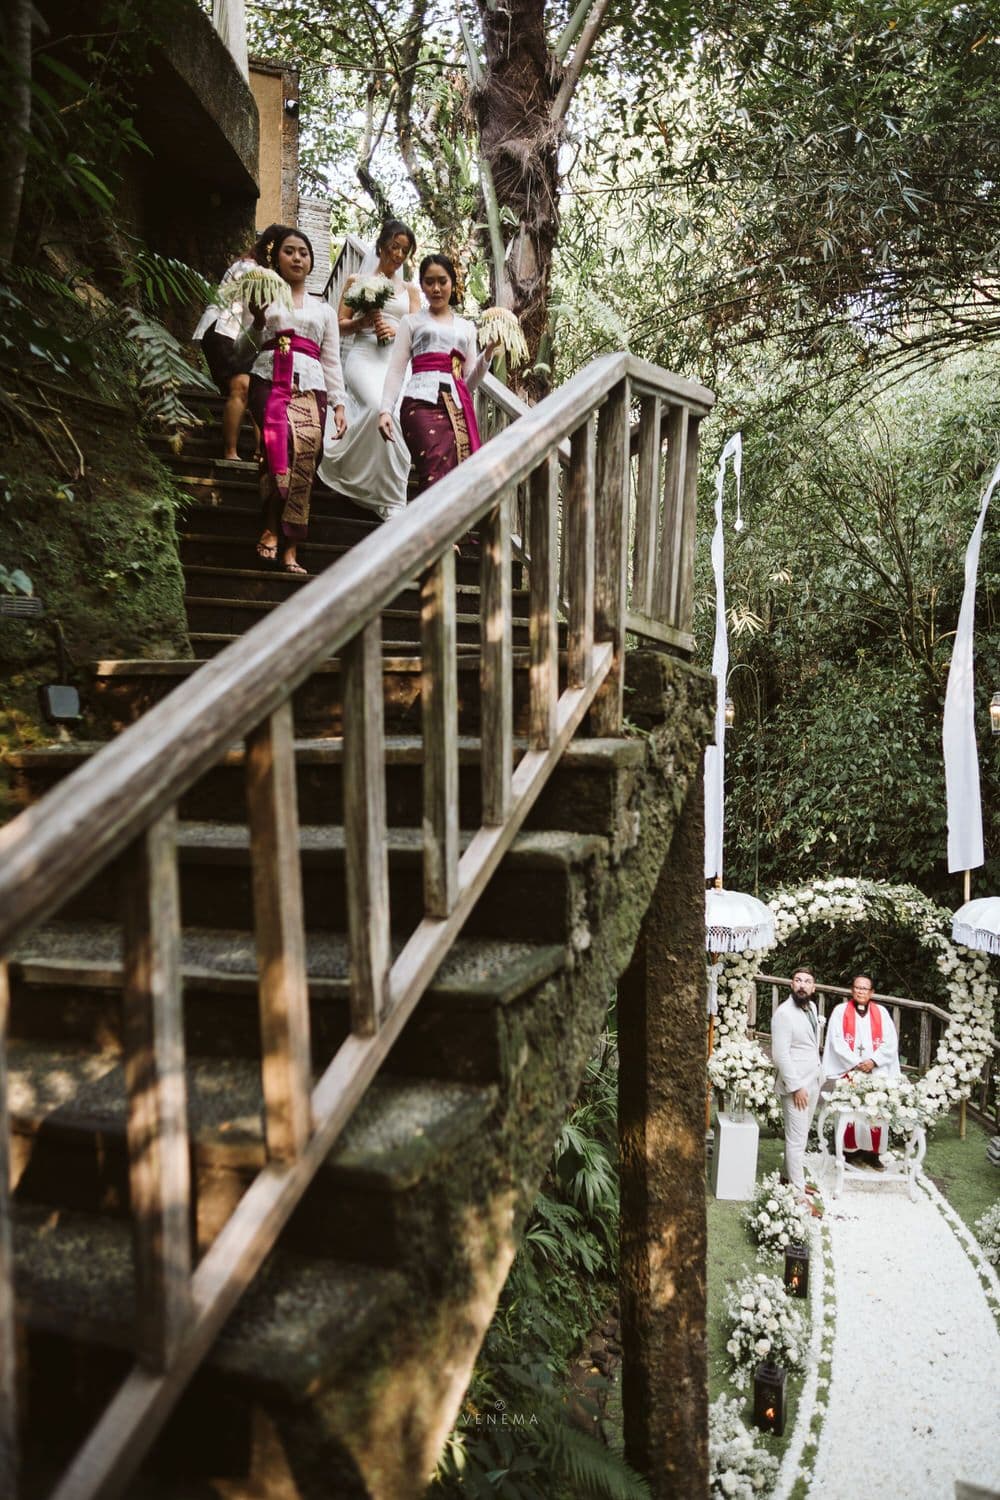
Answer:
[{"xmin": 770, "ymin": 996, "xmax": 824, "ymax": 1096}]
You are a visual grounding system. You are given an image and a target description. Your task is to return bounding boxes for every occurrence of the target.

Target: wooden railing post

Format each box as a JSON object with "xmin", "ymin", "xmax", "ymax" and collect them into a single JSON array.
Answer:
[
  {"xmin": 422, "ymin": 553, "xmax": 459, "ymax": 915},
  {"xmin": 245, "ymin": 701, "xmax": 313, "ymax": 1160},
  {"xmin": 633, "ymin": 395, "xmax": 661, "ymax": 615},
  {"xmin": 591, "ymin": 378, "xmax": 631, "ymax": 735},
  {"xmin": 566, "ymin": 420, "xmax": 596, "ymax": 689},
  {"xmin": 481, "ymin": 501, "xmax": 513, "ymax": 824},
  {"xmin": 528, "ymin": 454, "xmax": 559, "ymax": 749},
  {"xmin": 675, "ymin": 413, "xmax": 701, "ymax": 636},
  {"xmin": 121, "ymin": 809, "xmax": 192, "ymax": 1371},
  {"xmin": 0, "ymin": 962, "xmax": 16, "ymax": 1500},
  {"xmin": 657, "ymin": 404, "xmax": 688, "ymax": 625},
  {"xmin": 343, "ymin": 619, "xmax": 391, "ymax": 1034}
]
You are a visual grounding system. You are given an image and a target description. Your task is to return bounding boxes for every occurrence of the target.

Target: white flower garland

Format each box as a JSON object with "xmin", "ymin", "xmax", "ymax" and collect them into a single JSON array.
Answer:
[
  {"xmin": 708, "ymin": 1394, "xmax": 780, "ymax": 1498},
  {"xmin": 710, "ymin": 878, "xmax": 998, "ymax": 1122}
]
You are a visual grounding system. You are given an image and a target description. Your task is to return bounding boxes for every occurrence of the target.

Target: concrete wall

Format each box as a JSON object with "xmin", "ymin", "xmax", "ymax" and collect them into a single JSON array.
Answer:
[{"xmin": 249, "ymin": 59, "xmax": 300, "ymax": 230}]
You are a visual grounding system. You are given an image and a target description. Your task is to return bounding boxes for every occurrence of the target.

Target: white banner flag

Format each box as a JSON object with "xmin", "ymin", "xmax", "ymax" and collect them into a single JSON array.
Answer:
[
  {"xmin": 704, "ymin": 433, "xmax": 742, "ymax": 881},
  {"xmin": 213, "ymin": 0, "xmax": 249, "ymax": 80},
  {"xmin": 944, "ymin": 453, "xmax": 1000, "ymax": 874}
]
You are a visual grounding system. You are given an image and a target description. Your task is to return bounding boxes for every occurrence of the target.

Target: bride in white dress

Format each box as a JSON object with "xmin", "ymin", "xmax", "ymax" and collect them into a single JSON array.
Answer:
[{"xmin": 317, "ymin": 220, "xmax": 420, "ymax": 518}]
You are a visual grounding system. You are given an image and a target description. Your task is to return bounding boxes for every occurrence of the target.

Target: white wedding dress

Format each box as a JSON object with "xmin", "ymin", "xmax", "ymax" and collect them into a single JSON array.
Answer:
[{"xmin": 317, "ymin": 284, "xmax": 412, "ymax": 517}]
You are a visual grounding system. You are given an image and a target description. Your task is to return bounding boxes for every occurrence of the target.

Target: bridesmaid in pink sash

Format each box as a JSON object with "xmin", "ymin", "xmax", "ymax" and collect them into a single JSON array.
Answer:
[
  {"xmin": 376, "ymin": 254, "xmax": 495, "ymax": 493},
  {"xmin": 246, "ymin": 228, "xmax": 347, "ymax": 573}
]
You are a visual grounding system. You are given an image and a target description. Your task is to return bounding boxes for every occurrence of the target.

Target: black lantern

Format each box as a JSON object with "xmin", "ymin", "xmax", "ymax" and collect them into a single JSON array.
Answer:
[
  {"xmin": 724, "ymin": 696, "xmax": 736, "ymax": 728},
  {"xmin": 753, "ymin": 1361, "xmax": 786, "ymax": 1435},
  {"xmin": 991, "ymin": 692, "xmax": 1000, "ymax": 737},
  {"xmin": 783, "ymin": 1242, "xmax": 810, "ymax": 1299}
]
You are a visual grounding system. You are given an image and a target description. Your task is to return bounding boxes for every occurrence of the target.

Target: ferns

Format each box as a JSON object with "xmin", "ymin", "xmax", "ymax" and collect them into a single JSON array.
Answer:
[
  {"xmin": 123, "ymin": 247, "xmax": 212, "ymax": 310},
  {"xmin": 429, "ymin": 1021, "xmax": 644, "ymax": 1500},
  {"xmin": 123, "ymin": 308, "xmax": 213, "ymax": 437}
]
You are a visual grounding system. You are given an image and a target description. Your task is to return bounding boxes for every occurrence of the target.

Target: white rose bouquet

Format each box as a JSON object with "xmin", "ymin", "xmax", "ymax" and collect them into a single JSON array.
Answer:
[
  {"xmin": 708, "ymin": 1037, "xmax": 782, "ymax": 1126},
  {"xmin": 724, "ymin": 1272, "xmax": 805, "ymax": 1386},
  {"xmin": 825, "ymin": 1071, "xmax": 935, "ymax": 1134},
  {"xmin": 744, "ymin": 1171, "xmax": 811, "ymax": 1257},
  {"xmin": 709, "ymin": 1395, "xmax": 780, "ymax": 1498},
  {"xmin": 344, "ymin": 273, "xmax": 397, "ymax": 344}
]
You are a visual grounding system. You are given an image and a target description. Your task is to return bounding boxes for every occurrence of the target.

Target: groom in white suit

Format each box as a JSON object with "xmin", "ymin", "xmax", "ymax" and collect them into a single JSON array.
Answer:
[{"xmin": 771, "ymin": 967, "xmax": 825, "ymax": 1212}]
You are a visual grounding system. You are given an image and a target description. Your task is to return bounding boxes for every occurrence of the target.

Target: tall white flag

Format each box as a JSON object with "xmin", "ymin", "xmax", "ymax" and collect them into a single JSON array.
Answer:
[
  {"xmin": 943, "ymin": 454, "xmax": 1000, "ymax": 874},
  {"xmin": 704, "ymin": 433, "xmax": 742, "ymax": 881},
  {"xmin": 213, "ymin": 0, "xmax": 249, "ymax": 80}
]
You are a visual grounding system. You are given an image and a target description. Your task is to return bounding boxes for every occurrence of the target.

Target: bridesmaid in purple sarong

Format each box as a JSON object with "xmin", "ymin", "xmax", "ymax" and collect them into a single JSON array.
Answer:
[
  {"xmin": 376, "ymin": 254, "xmax": 495, "ymax": 494},
  {"xmin": 246, "ymin": 227, "xmax": 347, "ymax": 573}
]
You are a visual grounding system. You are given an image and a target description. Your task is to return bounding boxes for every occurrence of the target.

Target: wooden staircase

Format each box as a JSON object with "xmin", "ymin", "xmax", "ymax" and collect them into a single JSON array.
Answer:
[{"xmin": 0, "ymin": 357, "xmax": 715, "ymax": 1499}]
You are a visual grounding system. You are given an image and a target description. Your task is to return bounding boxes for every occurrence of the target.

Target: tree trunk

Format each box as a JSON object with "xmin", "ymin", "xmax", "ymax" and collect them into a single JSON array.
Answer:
[
  {"xmin": 0, "ymin": 0, "xmax": 36, "ymax": 263},
  {"xmin": 474, "ymin": 0, "xmax": 562, "ymax": 399}
]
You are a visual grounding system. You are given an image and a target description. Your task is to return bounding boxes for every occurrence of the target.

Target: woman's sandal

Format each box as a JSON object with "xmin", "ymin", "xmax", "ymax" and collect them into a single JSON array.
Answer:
[
  {"xmin": 256, "ymin": 537, "xmax": 278, "ymax": 563},
  {"xmin": 283, "ymin": 557, "xmax": 308, "ymax": 575}
]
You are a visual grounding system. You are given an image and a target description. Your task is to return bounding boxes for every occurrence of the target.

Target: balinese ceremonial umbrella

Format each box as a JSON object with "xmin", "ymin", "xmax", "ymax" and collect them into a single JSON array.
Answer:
[{"xmin": 951, "ymin": 897, "xmax": 1000, "ymax": 956}]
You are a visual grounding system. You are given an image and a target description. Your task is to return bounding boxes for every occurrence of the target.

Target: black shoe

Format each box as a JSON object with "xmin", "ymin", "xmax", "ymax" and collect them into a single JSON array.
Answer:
[{"xmin": 867, "ymin": 1152, "xmax": 885, "ymax": 1171}]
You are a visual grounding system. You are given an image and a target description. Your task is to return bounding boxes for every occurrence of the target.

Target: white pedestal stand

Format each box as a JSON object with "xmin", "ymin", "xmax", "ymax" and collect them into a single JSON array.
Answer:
[
  {"xmin": 710, "ymin": 1110, "xmax": 760, "ymax": 1200},
  {"xmin": 816, "ymin": 1105, "xmax": 927, "ymax": 1201}
]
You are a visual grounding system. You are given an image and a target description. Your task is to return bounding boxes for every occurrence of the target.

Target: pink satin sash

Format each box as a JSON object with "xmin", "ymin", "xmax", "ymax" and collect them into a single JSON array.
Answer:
[
  {"xmin": 411, "ymin": 351, "xmax": 481, "ymax": 453},
  {"xmin": 262, "ymin": 333, "xmax": 321, "ymax": 495}
]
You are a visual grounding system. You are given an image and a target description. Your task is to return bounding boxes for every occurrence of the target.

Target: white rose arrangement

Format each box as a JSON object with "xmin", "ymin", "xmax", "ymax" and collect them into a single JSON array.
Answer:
[
  {"xmin": 724, "ymin": 1272, "xmax": 805, "ymax": 1387},
  {"xmin": 975, "ymin": 1202, "xmax": 1000, "ymax": 1267},
  {"xmin": 708, "ymin": 1395, "xmax": 780, "ymax": 1498},
  {"xmin": 744, "ymin": 1170, "xmax": 811, "ymax": 1256}
]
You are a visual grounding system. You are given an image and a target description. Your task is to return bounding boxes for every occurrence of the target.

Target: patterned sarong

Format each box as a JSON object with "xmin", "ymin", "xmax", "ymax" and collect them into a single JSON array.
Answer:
[
  {"xmin": 249, "ymin": 376, "xmax": 326, "ymax": 540},
  {"xmin": 400, "ymin": 388, "xmax": 471, "ymax": 495}
]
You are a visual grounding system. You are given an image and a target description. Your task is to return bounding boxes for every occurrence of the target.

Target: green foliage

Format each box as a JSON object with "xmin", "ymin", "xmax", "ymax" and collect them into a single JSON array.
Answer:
[
  {"xmin": 429, "ymin": 1021, "xmax": 647, "ymax": 1500},
  {"xmin": 123, "ymin": 307, "xmax": 215, "ymax": 437}
]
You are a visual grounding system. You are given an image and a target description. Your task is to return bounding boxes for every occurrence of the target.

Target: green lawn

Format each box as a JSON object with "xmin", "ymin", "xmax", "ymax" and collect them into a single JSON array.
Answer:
[
  {"xmin": 706, "ymin": 1131, "xmax": 807, "ymax": 1462},
  {"xmin": 923, "ymin": 1112, "xmax": 998, "ymax": 1234}
]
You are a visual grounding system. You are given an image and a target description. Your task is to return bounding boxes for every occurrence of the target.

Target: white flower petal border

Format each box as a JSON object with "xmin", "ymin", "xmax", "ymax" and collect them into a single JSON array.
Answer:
[{"xmin": 709, "ymin": 878, "xmax": 998, "ymax": 1122}]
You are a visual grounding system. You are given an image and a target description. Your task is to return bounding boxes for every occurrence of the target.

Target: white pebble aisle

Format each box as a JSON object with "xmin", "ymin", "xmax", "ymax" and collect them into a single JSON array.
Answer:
[{"xmin": 795, "ymin": 1161, "xmax": 1000, "ymax": 1499}]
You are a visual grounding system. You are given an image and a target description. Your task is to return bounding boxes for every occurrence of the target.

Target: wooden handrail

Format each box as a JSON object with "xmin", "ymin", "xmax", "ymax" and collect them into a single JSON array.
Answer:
[{"xmin": 0, "ymin": 348, "xmax": 713, "ymax": 1500}]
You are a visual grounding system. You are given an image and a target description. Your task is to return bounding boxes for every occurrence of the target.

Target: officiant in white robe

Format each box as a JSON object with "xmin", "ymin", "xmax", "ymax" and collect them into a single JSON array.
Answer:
[{"xmin": 822, "ymin": 975, "xmax": 900, "ymax": 1161}]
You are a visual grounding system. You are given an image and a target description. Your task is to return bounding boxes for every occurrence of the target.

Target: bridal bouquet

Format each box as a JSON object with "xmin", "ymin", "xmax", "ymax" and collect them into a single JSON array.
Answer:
[
  {"xmin": 825, "ymin": 1071, "xmax": 933, "ymax": 1134},
  {"xmin": 344, "ymin": 273, "xmax": 397, "ymax": 344},
  {"xmin": 478, "ymin": 306, "xmax": 529, "ymax": 368},
  {"xmin": 744, "ymin": 1171, "xmax": 811, "ymax": 1257}
]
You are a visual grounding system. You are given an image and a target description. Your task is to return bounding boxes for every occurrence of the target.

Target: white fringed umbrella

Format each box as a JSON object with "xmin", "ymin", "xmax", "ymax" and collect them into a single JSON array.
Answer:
[
  {"xmin": 706, "ymin": 887, "xmax": 775, "ymax": 955},
  {"xmin": 951, "ymin": 897, "xmax": 1000, "ymax": 956}
]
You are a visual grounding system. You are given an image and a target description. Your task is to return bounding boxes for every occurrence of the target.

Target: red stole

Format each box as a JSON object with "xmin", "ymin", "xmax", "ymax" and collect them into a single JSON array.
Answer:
[{"xmin": 842, "ymin": 1001, "xmax": 882, "ymax": 1052}]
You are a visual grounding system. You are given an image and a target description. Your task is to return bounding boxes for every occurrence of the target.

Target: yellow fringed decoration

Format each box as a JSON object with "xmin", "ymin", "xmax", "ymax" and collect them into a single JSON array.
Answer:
[{"xmin": 478, "ymin": 306, "xmax": 529, "ymax": 368}]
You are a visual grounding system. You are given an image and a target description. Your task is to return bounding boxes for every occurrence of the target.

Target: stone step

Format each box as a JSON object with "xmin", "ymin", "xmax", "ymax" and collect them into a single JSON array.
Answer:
[
  {"xmin": 180, "ymin": 564, "xmax": 534, "ymax": 617},
  {"xmin": 55, "ymin": 824, "xmax": 607, "ymax": 944},
  {"xmin": 86, "ymin": 652, "xmax": 571, "ymax": 737},
  {"xmin": 178, "ymin": 530, "xmax": 510, "ymax": 589},
  {"xmin": 8, "ymin": 1041, "xmax": 496, "ymax": 1260},
  {"xmin": 183, "ymin": 594, "xmax": 545, "ymax": 646},
  {"xmin": 8, "ymin": 922, "xmax": 567, "ymax": 1084},
  {"xmin": 8, "ymin": 736, "xmax": 643, "ymax": 846},
  {"xmin": 13, "ymin": 1201, "xmax": 411, "ymax": 1494}
]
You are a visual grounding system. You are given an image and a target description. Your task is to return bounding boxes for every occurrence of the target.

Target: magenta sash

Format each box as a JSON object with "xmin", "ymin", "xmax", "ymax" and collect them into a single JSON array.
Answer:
[
  {"xmin": 262, "ymin": 333, "xmax": 321, "ymax": 495},
  {"xmin": 411, "ymin": 351, "xmax": 481, "ymax": 453}
]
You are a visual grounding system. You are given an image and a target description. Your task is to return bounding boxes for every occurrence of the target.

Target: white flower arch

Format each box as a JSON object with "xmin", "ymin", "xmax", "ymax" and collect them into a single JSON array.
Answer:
[{"xmin": 708, "ymin": 877, "xmax": 998, "ymax": 1122}]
